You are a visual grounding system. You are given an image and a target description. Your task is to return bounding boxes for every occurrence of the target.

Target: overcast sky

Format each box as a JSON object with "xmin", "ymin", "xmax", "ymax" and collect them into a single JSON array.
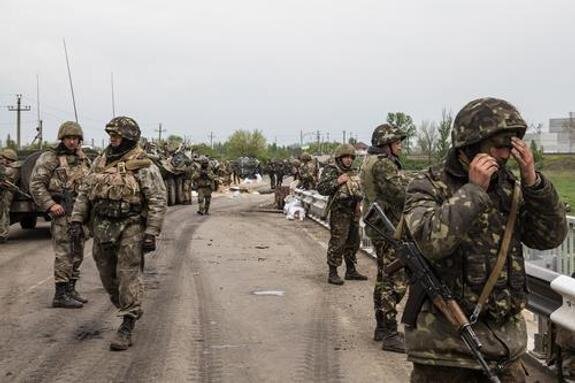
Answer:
[{"xmin": 1, "ymin": 0, "xmax": 574, "ymax": 147}]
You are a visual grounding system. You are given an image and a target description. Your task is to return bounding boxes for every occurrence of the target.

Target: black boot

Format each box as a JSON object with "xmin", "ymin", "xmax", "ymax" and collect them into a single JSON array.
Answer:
[
  {"xmin": 344, "ymin": 261, "xmax": 368, "ymax": 281},
  {"xmin": 110, "ymin": 316, "xmax": 136, "ymax": 351},
  {"xmin": 381, "ymin": 318, "xmax": 406, "ymax": 353},
  {"xmin": 373, "ymin": 311, "xmax": 386, "ymax": 341},
  {"xmin": 67, "ymin": 279, "xmax": 88, "ymax": 303},
  {"xmin": 52, "ymin": 282, "xmax": 83, "ymax": 309},
  {"xmin": 328, "ymin": 266, "xmax": 344, "ymax": 285}
]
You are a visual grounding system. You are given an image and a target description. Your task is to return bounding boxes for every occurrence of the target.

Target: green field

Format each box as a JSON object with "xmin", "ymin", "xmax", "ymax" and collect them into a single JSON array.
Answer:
[{"xmin": 544, "ymin": 171, "xmax": 575, "ymax": 212}]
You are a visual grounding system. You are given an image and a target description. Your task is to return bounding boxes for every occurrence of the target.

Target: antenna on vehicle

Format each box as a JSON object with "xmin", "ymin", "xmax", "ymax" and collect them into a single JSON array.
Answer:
[{"xmin": 63, "ymin": 38, "xmax": 79, "ymax": 123}]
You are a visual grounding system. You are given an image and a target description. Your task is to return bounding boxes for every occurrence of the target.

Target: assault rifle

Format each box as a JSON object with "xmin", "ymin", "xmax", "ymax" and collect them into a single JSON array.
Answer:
[
  {"xmin": 0, "ymin": 176, "xmax": 33, "ymax": 199},
  {"xmin": 364, "ymin": 202, "xmax": 501, "ymax": 383},
  {"xmin": 51, "ymin": 190, "xmax": 75, "ymax": 216}
]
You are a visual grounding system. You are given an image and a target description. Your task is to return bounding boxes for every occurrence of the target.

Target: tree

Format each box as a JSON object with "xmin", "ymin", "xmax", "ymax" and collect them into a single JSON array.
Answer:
[
  {"xmin": 386, "ymin": 112, "xmax": 416, "ymax": 153},
  {"xmin": 436, "ymin": 108, "xmax": 453, "ymax": 161},
  {"xmin": 225, "ymin": 129, "xmax": 267, "ymax": 159},
  {"xmin": 416, "ymin": 120, "xmax": 438, "ymax": 164},
  {"xmin": 5, "ymin": 134, "xmax": 17, "ymax": 150},
  {"xmin": 529, "ymin": 140, "xmax": 544, "ymax": 167}
]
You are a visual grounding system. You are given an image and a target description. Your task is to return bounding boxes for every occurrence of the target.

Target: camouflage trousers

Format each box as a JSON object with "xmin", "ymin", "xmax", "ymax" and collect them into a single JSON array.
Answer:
[
  {"xmin": 269, "ymin": 172, "xmax": 276, "ymax": 188},
  {"xmin": 197, "ymin": 188, "xmax": 212, "ymax": 214},
  {"xmin": 557, "ymin": 325, "xmax": 575, "ymax": 379},
  {"xmin": 327, "ymin": 208, "xmax": 360, "ymax": 268},
  {"xmin": 92, "ymin": 218, "xmax": 144, "ymax": 319},
  {"xmin": 0, "ymin": 190, "xmax": 14, "ymax": 239},
  {"xmin": 276, "ymin": 173, "xmax": 284, "ymax": 188},
  {"xmin": 372, "ymin": 238, "xmax": 407, "ymax": 322},
  {"xmin": 410, "ymin": 360, "xmax": 526, "ymax": 383},
  {"xmin": 51, "ymin": 215, "xmax": 85, "ymax": 283},
  {"xmin": 182, "ymin": 179, "xmax": 193, "ymax": 204}
]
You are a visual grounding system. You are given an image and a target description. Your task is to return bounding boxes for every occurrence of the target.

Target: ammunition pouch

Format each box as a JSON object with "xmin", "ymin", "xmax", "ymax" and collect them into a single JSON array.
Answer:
[{"xmin": 93, "ymin": 199, "xmax": 142, "ymax": 219}]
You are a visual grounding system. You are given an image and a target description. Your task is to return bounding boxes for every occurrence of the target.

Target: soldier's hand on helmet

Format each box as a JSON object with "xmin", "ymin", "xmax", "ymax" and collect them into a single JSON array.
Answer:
[
  {"xmin": 337, "ymin": 174, "xmax": 349, "ymax": 185},
  {"xmin": 49, "ymin": 203, "xmax": 66, "ymax": 217},
  {"xmin": 68, "ymin": 221, "xmax": 84, "ymax": 239},
  {"xmin": 468, "ymin": 153, "xmax": 499, "ymax": 191},
  {"xmin": 142, "ymin": 234, "xmax": 156, "ymax": 253},
  {"xmin": 511, "ymin": 137, "xmax": 537, "ymax": 187}
]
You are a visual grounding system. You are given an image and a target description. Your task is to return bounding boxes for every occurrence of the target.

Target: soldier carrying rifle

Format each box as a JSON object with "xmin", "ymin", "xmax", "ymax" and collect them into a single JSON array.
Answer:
[
  {"xmin": 30, "ymin": 122, "xmax": 91, "ymax": 309},
  {"xmin": 396, "ymin": 98, "xmax": 567, "ymax": 382},
  {"xmin": 0, "ymin": 148, "xmax": 22, "ymax": 243}
]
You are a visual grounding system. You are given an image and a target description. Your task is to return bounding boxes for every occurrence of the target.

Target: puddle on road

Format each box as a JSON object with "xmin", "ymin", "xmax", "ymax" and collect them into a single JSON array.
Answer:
[{"xmin": 252, "ymin": 290, "xmax": 285, "ymax": 296}]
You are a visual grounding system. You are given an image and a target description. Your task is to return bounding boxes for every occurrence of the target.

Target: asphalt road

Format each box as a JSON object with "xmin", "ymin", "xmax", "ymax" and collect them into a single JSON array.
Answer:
[{"xmin": 0, "ymin": 190, "xmax": 554, "ymax": 382}]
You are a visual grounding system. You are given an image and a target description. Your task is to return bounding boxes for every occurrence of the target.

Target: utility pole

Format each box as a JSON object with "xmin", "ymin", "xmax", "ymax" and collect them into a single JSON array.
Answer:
[
  {"xmin": 209, "ymin": 131, "xmax": 214, "ymax": 148},
  {"xmin": 300, "ymin": 129, "xmax": 303, "ymax": 147},
  {"xmin": 7, "ymin": 94, "xmax": 31, "ymax": 149},
  {"xmin": 316, "ymin": 130, "xmax": 320, "ymax": 154},
  {"xmin": 342, "ymin": 130, "xmax": 346, "ymax": 144},
  {"xmin": 156, "ymin": 123, "xmax": 166, "ymax": 142}
]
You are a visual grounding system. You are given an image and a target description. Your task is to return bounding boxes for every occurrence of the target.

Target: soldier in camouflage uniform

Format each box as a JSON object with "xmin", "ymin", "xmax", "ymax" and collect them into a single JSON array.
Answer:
[
  {"xmin": 318, "ymin": 144, "xmax": 368, "ymax": 285},
  {"xmin": 69, "ymin": 116, "xmax": 167, "ymax": 351},
  {"xmin": 193, "ymin": 156, "xmax": 217, "ymax": 215},
  {"xmin": 556, "ymin": 324, "xmax": 575, "ymax": 381},
  {"xmin": 30, "ymin": 122, "xmax": 91, "ymax": 308},
  {"xmin": 403, "ymin": 98, "xmax": 567, "ymax": 382},
  {"xmin": 298, "ymin": 153, "xmax": 317, "ymax": 190},
  {"xmin": 0, "ymin": 149, "xmax": 21, "ymax": 243},
  {"xmin": 360, "ymin": 123, "xmax": 410, "ymax": 352}
]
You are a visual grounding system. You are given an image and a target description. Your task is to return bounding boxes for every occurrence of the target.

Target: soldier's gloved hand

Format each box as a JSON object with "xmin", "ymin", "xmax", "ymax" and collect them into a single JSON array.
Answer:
[
  {"xmin": 142, "ymin": 234, "xmax": 156, "ymax": 253},
  {"xmin": 68, "ymin": 221, "xmax": 84, "ymax": 239}
]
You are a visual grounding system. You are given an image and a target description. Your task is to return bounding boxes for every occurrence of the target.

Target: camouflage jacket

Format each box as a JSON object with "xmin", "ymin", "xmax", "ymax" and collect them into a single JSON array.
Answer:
[
  {"xmin": 403, "ymin": 152, "xmax": 567, "ymax": 369},
  {"xmin": 192, "ymin": 167, "xmax": 217, "ymax": 189},
  {"xmin": 30, "ymin": 147, "xmax": 91, "ymax": 213},
  {"xmin": 360, "ymin": 151, "xmax": 411, "ymax": 239},
  {"xmin": 0, "ymin": 161, "xmax": 21, "ymax": 183},
  {"xmin": 317, "ymin": 162, "xmax": 362, "ymax": 213},
  {"xmin": 70, "ymin": 146, "xmax": 167, "ymax": 236},
  {"xmin": 299, "ymin": 161, "xmax": 317, "ymax": 187}
]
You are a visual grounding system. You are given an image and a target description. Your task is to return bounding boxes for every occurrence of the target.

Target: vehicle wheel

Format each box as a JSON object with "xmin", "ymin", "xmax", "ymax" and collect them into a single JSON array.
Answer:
[
  {"xmin": 20, "ymin": 215, "xmax": 38, "ymax": 229},
  {"xmin": 166, "ymin": 178, "xmax": 176, "ymax": 206}
]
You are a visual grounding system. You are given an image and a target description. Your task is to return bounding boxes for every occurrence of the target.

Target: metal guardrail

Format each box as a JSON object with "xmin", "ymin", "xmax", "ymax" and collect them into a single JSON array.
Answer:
[{"xmin": 294, "ymin": 189, "xmax": 575, "ymax": 366}]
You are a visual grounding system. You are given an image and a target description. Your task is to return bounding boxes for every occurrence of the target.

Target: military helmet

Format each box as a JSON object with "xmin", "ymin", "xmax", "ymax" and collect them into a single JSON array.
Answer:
[
  {"xmin": 0, "ymin": 148, "xmax": 17, "ymax": 161},
  {"xmin": 199, "ymin": 156, "xmax": 209, "ymax": 165},
  {"xmin": 57, "ymin": 121, "xmax": 83, "ymax": 140},
  {"xmin": 452, "ymin": 97, "xmax": 527, "ymax": 149},
  {"xmin": 105, "ymin": 116, "xmax": 141, "ymax": 142},
  {"xmin": 371, "ymin": 123, "xmax": 406, "ymax": 147},
  {"xmin": 300, "ymin": 153, "xmax": 312, "ymax": 161},
  {"xmin": 334, "ymin": 143, "xmax": 356, "ymax": 159}
]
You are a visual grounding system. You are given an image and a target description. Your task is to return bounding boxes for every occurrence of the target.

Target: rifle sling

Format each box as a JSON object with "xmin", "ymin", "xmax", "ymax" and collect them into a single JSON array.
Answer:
[{"xmin": 471, "ymin": 181, "xmax": 522, "ymax": 322}]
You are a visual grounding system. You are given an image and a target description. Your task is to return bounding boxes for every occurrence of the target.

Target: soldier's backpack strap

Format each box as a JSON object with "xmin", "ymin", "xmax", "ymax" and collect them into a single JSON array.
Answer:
[{"xmin": 470, "ymin": 181, "xmax": 522, "ymax": 323}]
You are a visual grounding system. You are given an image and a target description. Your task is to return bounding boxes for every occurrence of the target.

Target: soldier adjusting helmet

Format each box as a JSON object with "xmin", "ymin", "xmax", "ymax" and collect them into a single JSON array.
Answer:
[
  {"xmin": 334, "ymin": 143, "xmax": 356, "ymax": 159},
  {"xmin": 0, "ymin": 148, "xmax": 18, "ymax": 161},
  {"xmin": 452, "ymin": 97, "xmax": 527, "ymax": 149},
  {"xmin": 371, "ymin": 123, "xmax": 406, "ymax": 147},
  {"xmin": 105, "ymin": 116, "xmax": 141, "ymax": 142},
  {"xmin": 57, "ymin": 121, "xmax": 84, "ymax": 140}
]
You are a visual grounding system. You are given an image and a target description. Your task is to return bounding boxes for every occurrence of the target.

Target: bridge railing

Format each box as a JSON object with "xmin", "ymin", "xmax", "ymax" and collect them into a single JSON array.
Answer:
[{"xmin": 294, "ymin": 188, "xmax": 575, "ymax": 365}]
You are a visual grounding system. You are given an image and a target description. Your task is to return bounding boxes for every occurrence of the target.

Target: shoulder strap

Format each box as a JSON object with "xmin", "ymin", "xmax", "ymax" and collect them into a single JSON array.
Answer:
[{"xmin": 470, "ymin": 181, "xmax": 522, "ymax": 323}]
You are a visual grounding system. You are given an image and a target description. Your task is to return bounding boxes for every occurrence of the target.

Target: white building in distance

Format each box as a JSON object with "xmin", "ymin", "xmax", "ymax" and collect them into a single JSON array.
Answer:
[{"xmin": 524, "ymin": 113, "xmax": 575, "ymax": 153}]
